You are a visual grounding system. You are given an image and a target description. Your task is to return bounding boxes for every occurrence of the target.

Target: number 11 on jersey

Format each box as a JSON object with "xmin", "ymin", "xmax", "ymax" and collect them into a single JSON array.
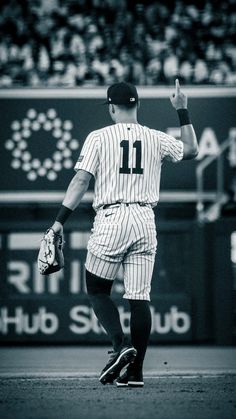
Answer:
[{"xmin": 119, "ymin": 140, "xmax": 143, "ymax": 174}]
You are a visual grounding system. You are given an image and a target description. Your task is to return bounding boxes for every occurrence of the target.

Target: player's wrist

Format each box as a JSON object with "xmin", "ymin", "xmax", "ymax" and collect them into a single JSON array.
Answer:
[
  {"xmin": 177, "ymin": 108, "xmax": 191, "ymax": 126},
  {"xmin": 55, "ymin": 204, "xmax": 73, "ymax": 225},
  {"xmin": 51, "ymin": 221, "xmax": 63, "ymax": 232}
]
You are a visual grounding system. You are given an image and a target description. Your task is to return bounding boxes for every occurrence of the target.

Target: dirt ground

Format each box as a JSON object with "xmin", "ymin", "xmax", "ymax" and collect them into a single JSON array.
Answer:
[
  {"xmin": 0, "ymin": 346, "xmax": 235, "ymax": 419},
  {"xmin": 0, "ymin": 375, "xmax": 235, "ymax": 419}
]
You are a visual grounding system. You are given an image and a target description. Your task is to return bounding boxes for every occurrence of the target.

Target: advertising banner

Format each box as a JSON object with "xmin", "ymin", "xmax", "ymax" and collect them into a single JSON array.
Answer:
[
  {"xmin": 0, "ymin": 297, "xmax": 192, "ymax": 343},
  {"xmin": 0, "ymin": 88, "xmax": 235, "ymax": 202},
  {"xmin": 0, "ymin": 227, "xmax": 193, "ymax": 343}
]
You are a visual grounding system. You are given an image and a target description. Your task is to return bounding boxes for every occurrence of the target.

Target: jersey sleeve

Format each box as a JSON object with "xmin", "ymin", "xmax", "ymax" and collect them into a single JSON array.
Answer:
[
  {"xmin": 157, "ymin": 131, "xmax": 184, "ymax": 162},
  {"xmin": 74, "ymin": 132, "xmax": 99, "ymax": 176}
]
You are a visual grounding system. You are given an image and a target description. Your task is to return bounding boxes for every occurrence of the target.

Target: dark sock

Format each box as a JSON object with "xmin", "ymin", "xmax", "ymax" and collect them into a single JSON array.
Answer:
[
  {"xmin": 86, "ymin": 270, "xmax": 124, "ymax": 351},
  {"xmin": 129, "ymin": 299, "xmax": 152, "ymax": 371}
]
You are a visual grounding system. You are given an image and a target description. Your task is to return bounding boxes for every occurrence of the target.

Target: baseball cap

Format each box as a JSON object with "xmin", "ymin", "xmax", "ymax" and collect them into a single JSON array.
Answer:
[{"xmin": 103, "ymin": 82, "xmax": 139, "ymax": 105}]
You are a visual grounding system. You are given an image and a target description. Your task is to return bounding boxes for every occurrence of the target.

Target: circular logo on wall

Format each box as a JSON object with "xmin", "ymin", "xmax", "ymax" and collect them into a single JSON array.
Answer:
[{"xmin": 5, "ymin": 108, "xmax": 79, "ymax": 181}]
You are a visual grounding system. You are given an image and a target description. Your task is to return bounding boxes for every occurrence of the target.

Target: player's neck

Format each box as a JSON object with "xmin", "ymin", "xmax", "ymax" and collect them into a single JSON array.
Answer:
[{"xmin": 115, "ymin": 115, "xmax": 138, "ymax": 124}]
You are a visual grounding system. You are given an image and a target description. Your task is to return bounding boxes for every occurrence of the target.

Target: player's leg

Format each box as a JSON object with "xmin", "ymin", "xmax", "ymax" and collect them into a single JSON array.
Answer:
[
  {"xmin": 127, "ymin": 253, "xmax": 154, "ymax": 372},
  {"xmin": 86, "ymin": 205, "xmax": 130, "ymax": 351},
  {"xmin": 117, "ymin": 204, "xmax": 157, "ymax": 387},
  {"xmin": 85, "ymin": 252, "xmax": 137, "ymax": 385},
  {"xmin": 117, "ymin": 298, "xmax": 151, "ymax": 388},
  {"xmin": 116, "ymin": 253, "xmax": 155, "ymax": 387},
  {"xmin": 85, "ymin": 207, "xmax": 124, "ymax": 351},
  {"xmin": 86, "ymin": 268, "xmax": 124, "ymax": 352},
  {"xmin": 129, "ymin": 299, "xmax": 152, "ymax": 372},
  {"xmin": 124, "ymin": 204, "xmax": 157, "ymax": 377}
]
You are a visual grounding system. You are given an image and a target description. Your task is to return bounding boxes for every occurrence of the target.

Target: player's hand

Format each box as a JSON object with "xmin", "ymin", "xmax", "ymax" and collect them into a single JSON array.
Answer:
[
  {"xmin": 51, "ymin": 221, "xmax": 64, "ymax": 235},
  {"xmin": 170, "ymin": 79, "xmax": 188, "ymax": 110}
]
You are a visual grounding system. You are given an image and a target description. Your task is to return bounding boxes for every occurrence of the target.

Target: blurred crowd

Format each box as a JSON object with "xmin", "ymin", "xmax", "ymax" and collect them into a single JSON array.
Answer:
[{"xmin": 0, "ymin": 0, "xmax": 236, "ymax": 87}]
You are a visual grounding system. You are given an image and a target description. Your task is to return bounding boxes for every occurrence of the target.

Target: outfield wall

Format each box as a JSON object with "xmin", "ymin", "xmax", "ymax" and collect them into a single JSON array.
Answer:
[
  {"xmin": 0, "ymin": 87, "xmax": 235, "ymax": 344},
  {"xmin": 0, "ymin": 217, "xmax": 234, "ymax": 345},
  {"xmin": 0, "ymin": 87, "xmax": 235, "ymax": 203}
]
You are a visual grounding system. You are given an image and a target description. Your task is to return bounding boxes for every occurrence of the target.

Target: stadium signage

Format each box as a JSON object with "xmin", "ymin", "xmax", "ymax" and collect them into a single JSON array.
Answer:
[
  {"xmin": 0, "ymin": 305, "xmax": 191, "ymax": 336},
  {"xmin": 0, "ymin": 92, "xmax": 235, "ymax": 199},
  {"xmin": 167, "ymin": 126, "xmax": 236, "ymax": 161},
  {"xmin": 6, "ymin": 260, "xmax": 83, "ymax": 295},
  {"xmin": 0, "ymin": 307, "xmax": 59, "ymax": 335},
  {"xmin": 0, "ymin": 229, "xmax": 193, "ymax": 342},
  {"xmin": 70, "ymin": 305, "xmax": 191, "ymax": 335}
]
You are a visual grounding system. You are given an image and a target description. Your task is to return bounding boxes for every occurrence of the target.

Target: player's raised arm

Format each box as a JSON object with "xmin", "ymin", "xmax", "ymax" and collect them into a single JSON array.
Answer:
[{"xmin": 170, "ymin": 79, "xmax": 199, "ymax": 160}]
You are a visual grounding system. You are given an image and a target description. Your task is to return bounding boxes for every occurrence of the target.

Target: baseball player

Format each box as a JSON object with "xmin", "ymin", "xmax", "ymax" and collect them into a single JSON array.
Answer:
[{"xmin": 50, "ymin": 80, "xmax": 198, "ymax": 386}]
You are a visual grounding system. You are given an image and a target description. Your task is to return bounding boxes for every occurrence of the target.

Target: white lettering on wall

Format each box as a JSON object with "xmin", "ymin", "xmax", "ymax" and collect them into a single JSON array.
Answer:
[
  {"xmin": 0, "ymin": 305, "xmax": 191, "ymax": 336},
  {"xmin": 0, "ymin": 307, "xmax": 59, "ymax": 335},
  {"xmin": 8, "ymin": 261, "xmax": 30, "ymax": 293},
  {"xmin": 167, "ymin": 126, "xmax": 236, "ymax": 162},
  {"xmin": 6, "ymin": 260, "xmax": 83, "ymax": 295},
  {"xmin": 196, "ymin": 128, "xmax": 220, "ymax": 160},
  {"xmin": 69, "ymin": 305, "xmax": 191, "ymax": 336}
]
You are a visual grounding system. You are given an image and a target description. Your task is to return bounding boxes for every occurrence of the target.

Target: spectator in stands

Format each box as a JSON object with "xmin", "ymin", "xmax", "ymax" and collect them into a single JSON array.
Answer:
[
  {"xmin": 163, "ymin": 49, "xmax": 179, "ymax": 84},
  {"xmin": 0, "ymin": 0, "xmax": 235, "ymax": 87}
]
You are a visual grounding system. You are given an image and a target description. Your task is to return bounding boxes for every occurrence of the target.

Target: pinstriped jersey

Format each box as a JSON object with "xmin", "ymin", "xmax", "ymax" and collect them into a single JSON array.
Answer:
[{"xmin": 74, "ymin": 123, "xmax": 183, "ymax": 210}]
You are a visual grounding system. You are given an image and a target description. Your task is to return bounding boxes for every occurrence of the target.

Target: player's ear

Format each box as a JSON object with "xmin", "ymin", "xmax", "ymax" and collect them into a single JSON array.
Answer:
[
  {"xmin": 137, "ymin": 100, "xmax": 140, "ymax": 109},
  {"xmin": 108, "ymin": 104, "xmax": 114, "ymax": 115}
]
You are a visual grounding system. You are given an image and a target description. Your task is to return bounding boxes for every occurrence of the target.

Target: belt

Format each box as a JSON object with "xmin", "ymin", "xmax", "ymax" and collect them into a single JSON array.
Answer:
[{"xmin": 102, "ymin": 202, "xmax": 148, "ymax": 210}]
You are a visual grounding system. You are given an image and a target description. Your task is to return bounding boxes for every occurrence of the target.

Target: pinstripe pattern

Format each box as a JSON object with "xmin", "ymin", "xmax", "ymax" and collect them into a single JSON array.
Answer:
[
  {"xmin": 85, "ymin": 204, "xmax": 157, "ymax": 301},
  {"xmin": 75, "ymin": 122, "xmax": 183, "ymax": 300},
  {"xmin": 75, "ymin": 123, "xmax": 183, "ymax": 210}
]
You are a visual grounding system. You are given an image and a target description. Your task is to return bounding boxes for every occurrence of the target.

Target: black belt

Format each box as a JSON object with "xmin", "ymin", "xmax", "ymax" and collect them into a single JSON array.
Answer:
[{"xmin": 102, "ymin": 202, "xmax": 147, "ymax": 210}]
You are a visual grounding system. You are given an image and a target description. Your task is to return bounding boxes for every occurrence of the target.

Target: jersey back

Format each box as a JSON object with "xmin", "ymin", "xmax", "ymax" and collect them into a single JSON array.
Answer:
[{"xmin": 75, "ymin": 123, "xmax": 183, "ymax": 209}]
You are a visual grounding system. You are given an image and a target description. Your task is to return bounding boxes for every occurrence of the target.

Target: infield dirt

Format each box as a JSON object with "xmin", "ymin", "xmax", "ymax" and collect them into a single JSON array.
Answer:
[{"xmin": 0, "ymin": 375, "xmax": 236, "ymax": 419}]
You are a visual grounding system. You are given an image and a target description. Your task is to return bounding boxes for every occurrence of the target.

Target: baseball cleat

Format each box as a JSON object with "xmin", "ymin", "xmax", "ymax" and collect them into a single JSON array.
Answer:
[
  {"xmin": 99, "ymin": 345, "xmax": 137, "ymax": 385},
  {"xmin": 116, "ymin": 366, "xmax": 144, "ymax": 387}
]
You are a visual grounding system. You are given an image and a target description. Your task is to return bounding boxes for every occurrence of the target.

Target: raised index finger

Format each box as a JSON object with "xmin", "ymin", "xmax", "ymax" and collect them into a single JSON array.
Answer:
[{"xmin": 175, "ymin": 78, "xmax": 180, "ymax": 94}]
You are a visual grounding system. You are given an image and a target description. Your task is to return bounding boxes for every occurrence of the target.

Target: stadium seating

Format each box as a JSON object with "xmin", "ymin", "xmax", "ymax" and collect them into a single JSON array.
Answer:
[{"xmin": 0, "ymin": 0, "xmax": 236, "ymax": 87}]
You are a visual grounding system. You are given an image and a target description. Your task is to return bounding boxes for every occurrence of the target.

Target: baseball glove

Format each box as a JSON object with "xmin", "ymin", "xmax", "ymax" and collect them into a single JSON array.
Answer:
[{"xmin": 38, "ymin": 228, "xmax": 64, "ymax": 275}]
